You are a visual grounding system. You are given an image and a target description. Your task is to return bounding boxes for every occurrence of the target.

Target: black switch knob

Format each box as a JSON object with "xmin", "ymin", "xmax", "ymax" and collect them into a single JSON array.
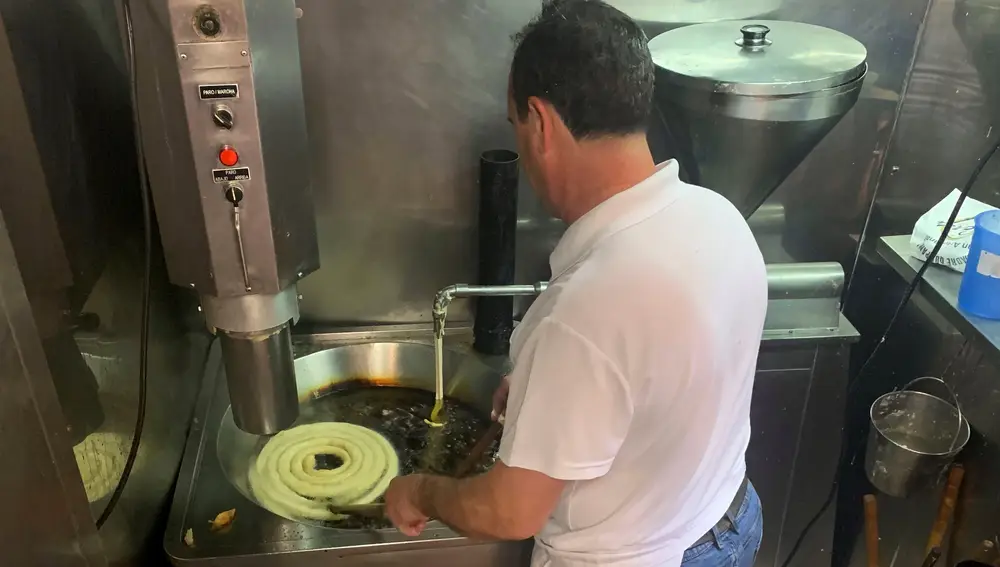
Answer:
[
  {"xmin": 195, "ymin": 7, "xmax": 223, "ymax": 38},
  {"xmin": 224, "ymin": 183, "xmax": 244, "ymax": 206},
  {"xmin": 212, "ymin": 104, "xmax": 234, "ymax": 129}
]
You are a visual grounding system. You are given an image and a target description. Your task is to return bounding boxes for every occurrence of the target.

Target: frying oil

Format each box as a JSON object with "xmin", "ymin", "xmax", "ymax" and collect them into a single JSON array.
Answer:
[{"xmin": 282, "ymin": 383, "xmax": 497, "ymax": 530}]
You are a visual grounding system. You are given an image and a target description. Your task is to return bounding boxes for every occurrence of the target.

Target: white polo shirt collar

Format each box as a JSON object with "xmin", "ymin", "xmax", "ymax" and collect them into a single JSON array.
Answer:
[{"xmin": 549, "ymin": 160, "xmax": 684, "ymax": 279}]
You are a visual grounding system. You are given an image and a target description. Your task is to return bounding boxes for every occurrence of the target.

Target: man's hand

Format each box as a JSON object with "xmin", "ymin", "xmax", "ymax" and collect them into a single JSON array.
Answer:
[
  {"xmin": 491, "ymin": 377, "xmax": 510, "ymax": 422},
  {"xmin": 385, "ymin": 475, "xmax": 430, "ymax": 536},
  {"xmin": 384, "ymin": 462, "xmax": 563, "ymax": 541}
]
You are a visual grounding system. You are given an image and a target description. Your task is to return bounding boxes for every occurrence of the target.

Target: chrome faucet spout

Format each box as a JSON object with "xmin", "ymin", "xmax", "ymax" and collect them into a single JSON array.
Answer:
[
  {"xmin": 431, "ymin": 282, "xmax": 549, "ymax": 336},
  {"xmin": 427, "ymin": 281, "xmax": 549, "ymax": 425},
  {"xmin": 433, "ymin": 283, "xmax": 548, "ymax": 334}
]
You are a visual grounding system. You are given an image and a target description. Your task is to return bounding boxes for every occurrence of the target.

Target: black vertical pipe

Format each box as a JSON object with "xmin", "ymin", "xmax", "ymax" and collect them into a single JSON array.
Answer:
[{"xmin": 474, "ymin": 149, "xmax": 519, "ymax": 355}]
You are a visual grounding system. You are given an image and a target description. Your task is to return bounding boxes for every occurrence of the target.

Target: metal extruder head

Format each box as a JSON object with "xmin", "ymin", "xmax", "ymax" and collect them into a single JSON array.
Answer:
[{"xmin": 134, "ymin": 0, "xmax": 318, "ymax": 434}]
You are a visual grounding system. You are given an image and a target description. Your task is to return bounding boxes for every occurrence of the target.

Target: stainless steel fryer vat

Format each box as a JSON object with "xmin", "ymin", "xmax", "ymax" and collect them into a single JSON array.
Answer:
[{"xmin": 164, "ymin": 327, "xmax": 532, "ymax": 566}]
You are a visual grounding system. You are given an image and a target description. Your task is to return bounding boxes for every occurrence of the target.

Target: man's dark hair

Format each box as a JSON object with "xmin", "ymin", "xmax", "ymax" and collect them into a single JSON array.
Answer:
[{"xmin": 510, "ymin": 0, "xmax": 654, "ymax": 139}]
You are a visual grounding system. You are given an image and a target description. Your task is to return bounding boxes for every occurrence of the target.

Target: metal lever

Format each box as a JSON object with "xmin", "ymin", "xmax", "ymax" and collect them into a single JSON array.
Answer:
[{"xmin": 224, "ymin": 183, "xmax": 252, "ymax": 292}]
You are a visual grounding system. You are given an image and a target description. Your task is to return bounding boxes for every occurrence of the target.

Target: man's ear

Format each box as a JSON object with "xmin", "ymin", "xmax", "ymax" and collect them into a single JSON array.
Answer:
[{"xmin": 526, "ymin": 96, "xmax": 554, "ymax": 155}]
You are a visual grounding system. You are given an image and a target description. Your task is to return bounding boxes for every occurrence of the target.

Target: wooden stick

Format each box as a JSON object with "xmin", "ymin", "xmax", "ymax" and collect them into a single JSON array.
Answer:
[
  {"xmin": 926, "ymin": 464, "xmax": 965, "ymax": 555},
  {"xmin": 864, "ymin": 494, "xmax": 879, "ymax": 567},
  {"xmin": 455, "ymin": 421, "xmax": 503, "ymax": 478},
  {"xmin": 919, "ymin": 547, "xmax": 941, "ymax": 567}
]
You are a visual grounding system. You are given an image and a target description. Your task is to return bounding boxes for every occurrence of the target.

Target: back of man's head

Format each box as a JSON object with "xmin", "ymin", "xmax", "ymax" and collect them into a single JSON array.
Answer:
[{"xmin": 510, "ymin": 0, "xmax": 654, "ymax": 140}]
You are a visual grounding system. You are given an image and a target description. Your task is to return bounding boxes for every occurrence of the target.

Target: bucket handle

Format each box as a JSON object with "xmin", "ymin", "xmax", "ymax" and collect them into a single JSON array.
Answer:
[{"xmin": 901, "ymin": 376, "xmax": 966, "ymax": 453}]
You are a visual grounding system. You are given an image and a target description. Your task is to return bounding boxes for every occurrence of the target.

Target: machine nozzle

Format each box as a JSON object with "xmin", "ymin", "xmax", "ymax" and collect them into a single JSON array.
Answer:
[
  {"xmin": 203, "ymin": 287, "xmax": 302, "ymax": 435},
  {"xmin": 219, "ymin": 323, "xmax": 298, "ymax": 435}
]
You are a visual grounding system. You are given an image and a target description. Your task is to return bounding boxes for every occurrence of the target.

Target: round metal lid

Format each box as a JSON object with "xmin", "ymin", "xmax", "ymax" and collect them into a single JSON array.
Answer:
[
  {"xmin": 649, "ymin": 20, "xmax": 868, "ymax": 96},
  {"xmin": 609, "ymin": 0, "xmax": 780, "ymax": 25}
]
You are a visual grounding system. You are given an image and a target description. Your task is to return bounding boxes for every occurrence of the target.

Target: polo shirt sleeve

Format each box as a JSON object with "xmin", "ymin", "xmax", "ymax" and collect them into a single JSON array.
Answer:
[{"xmin": 498, "ymin": 316, "xmax": 633, "ymax": 481}]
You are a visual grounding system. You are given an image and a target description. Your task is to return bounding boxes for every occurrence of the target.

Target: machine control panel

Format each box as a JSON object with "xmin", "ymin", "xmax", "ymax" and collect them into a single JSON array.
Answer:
[
  {"xmin": 167, "ymin": 0, "xmax": 268, "ymax": 294},
  {"xmin": 154, "ymin": 0, "xmax": 317, "ymax": 297}
]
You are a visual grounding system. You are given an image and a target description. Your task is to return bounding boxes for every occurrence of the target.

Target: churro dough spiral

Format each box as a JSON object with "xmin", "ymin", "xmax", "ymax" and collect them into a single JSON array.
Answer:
[{"xmin": 248, "ymin": 422, "xmax": 399, "ymax": 521}]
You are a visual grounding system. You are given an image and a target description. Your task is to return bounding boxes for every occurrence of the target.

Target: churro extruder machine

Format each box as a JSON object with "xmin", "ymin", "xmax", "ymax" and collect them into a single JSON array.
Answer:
[{"xmin": 133, "ymin": 0, "xmax": 317, "ymax": 436}]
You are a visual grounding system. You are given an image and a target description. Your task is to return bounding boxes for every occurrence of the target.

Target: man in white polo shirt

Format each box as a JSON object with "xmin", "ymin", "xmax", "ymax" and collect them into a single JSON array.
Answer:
[{"xmin": 385, "ymin": 1, "xmax": 768, "ymax": 565}]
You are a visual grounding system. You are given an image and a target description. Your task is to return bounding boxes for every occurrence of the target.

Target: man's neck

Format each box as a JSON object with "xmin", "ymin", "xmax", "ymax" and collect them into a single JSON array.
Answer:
[{"xmin": 559, "ymin": 135, "xmax": 656, "ymax": 224}]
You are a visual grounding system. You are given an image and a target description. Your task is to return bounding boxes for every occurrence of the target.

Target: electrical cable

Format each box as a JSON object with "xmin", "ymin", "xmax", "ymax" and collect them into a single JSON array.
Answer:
[
  {"xmin": 777, "ymin": 133, "xmax": 1000, "ymax": 567},
  {"xmin": 96, "ymin": 0, "xmax": 152, "ymax": 529}
]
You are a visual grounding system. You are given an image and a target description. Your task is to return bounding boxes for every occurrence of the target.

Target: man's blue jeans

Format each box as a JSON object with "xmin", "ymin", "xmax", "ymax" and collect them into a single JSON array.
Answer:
[{"xmin": 681, "ymin": 482, "xmax": 763, "ymax": 567}]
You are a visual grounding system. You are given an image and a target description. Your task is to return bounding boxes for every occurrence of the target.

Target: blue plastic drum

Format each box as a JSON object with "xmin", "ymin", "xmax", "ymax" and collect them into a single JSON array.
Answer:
[{"xmin": 958, "ymin": 210, "xmax": 1000, "ymax": 319}]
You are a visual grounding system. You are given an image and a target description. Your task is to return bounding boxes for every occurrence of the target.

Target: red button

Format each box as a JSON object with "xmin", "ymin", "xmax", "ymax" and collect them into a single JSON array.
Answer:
[{"xmin": 219, "ymin": 146, "xmax": 239, "ymax": 167}]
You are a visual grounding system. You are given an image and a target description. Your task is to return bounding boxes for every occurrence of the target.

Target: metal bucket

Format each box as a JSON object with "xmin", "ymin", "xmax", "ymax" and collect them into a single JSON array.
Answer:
[{"xmin": 865, "ymin": 377, "xmax": 970, "ymax": 497}]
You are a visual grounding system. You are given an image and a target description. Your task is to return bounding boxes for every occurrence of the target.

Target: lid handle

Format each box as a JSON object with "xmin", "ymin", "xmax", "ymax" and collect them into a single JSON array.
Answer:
[{"xmin": 735, "ymin": 24, "xmax": 772, "ymax": 49}]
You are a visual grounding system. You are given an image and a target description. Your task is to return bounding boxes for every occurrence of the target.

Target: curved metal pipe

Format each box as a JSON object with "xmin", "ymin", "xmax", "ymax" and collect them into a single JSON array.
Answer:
[
  {"xmin": 428, "ymin": 281, "xmax": 550, "ymax": 424},
  {"xmin": 432, "ymin": 282, "xmax": 549, "ymax": 335}
]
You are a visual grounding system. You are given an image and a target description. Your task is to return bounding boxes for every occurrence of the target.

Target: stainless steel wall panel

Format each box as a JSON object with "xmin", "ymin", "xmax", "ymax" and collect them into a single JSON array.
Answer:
[
  {"xmin": 289, "ymin": 0, "xmax": 931, "ymax": 324},
  {"xmin": 0, "ymin": 212, "xmax": 107, "ymax": 567},
  {"xmin": 748, "ymin": 367, "xmax": 815, "ymax": 567},
  {"xmin": 292, "ymin": 0, "xmax": 542, "ymax": 324},
  {"xmin": 857, "ymin": 0, "xmax": 1000, "ymax": 247},
  {"xmin": 1, "ymin": 0, "xmax": 215, "ymax": 564},
  {"xmin": 760, "ymin": 0, "xmax": 931, "ymax": 269},
  {"xmin": 0, "ymin": 19, "xmax": 107, "ymax": 560}
]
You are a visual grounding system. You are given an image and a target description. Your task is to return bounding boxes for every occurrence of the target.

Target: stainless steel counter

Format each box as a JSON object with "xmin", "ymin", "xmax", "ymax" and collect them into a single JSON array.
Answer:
[
  {"xmin": 878, "ymin": 235, "xmax": 1000, "ymax": 363},
  {"xmin": 165, "ymin": 263, "xmax": 859, "ymax": 567}
]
